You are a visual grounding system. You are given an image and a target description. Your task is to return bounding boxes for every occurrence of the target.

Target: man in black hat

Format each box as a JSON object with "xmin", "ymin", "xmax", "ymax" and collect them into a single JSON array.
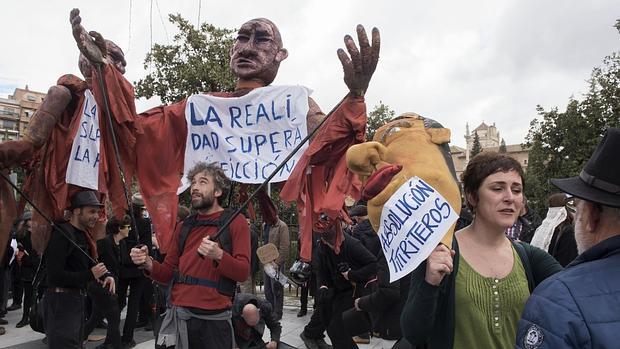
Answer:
[
  {"xmin": 516, "ymin": 128, "xmax": 620, "ymax": 349},
  {"xmin": 43, "ymin": 190, "xmax": 115, "ymax": 349}
]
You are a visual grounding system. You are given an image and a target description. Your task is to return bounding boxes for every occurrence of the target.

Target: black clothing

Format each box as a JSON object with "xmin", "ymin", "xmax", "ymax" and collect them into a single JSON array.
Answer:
[
  {"xmin": 43, "ymin": 291, "xmax": 85, "ymax": 348},
  {"xmin": 186, "ymin": 316, "xmax": 232, "ymax": 349},
  {"xmin": 232, "ymin": 293, "xmax": 282, "ymax": 348},
  {"xmin": 518, "ymin": 210, "xmax": 541, "ymax": 243},
  {"xmin": 84, "ymin": 282, "xmax": 121, "ymax": 349},
  {"xmin": 548, "ymin": 223, "xmax": 578, "ymax": 267},
  {"xmin": 317, "ymin": 234, "xmax": 377, "ymax": 349},
  {"xmin": 351, "ymin": 219, "xmax": 381, "ymax": 257},
  {"xmin": 357, "ymin": 251, "xmax": 410, "ymax": 340},
  {"xmin": 17, "ymin": 229, "xmax": 40, "ymax": 282},
  {"xmin": 117, "ymin": 276, "xmax": 147, "ymax": 343},
  {"xmin": 44, "ymin": 222, "xmax": 96, "ymax": 348},
  {"xmin": 45, "ymin": 223, "xmax": 96, "ymax": 289}
]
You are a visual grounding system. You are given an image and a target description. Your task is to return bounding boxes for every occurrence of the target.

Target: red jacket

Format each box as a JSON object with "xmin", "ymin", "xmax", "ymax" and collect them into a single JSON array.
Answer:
[{"xmin": 149, "ymin": 210, "xmax": 250, "ymax": 310}]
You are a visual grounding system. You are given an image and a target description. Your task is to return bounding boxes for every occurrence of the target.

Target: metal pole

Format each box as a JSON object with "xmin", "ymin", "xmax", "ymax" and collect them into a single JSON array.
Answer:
[
  {"xmin": 0, "ymin": 171, "xmax": 97, "ymax": 264},
  {"xmin": 94, "ymin": 64, "xmax": 141, "ymax": 238}
]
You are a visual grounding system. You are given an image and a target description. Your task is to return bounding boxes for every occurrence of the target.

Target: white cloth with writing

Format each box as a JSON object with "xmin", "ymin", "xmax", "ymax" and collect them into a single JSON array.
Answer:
[
  {"xmin": 180, "ymin": 85, "xmax": 310, "ymax": 192},
  {"xmin": 66, "ymin": 89, "xmax": 101, "ymax": 190}
]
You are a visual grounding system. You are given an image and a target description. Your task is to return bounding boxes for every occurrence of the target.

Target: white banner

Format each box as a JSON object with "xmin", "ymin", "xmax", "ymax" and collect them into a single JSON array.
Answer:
[
  {"xmin": 179, "ymin": 85, "xmax": 310, "ymax": 192},
  {"xmin": 530, "ymin": 207, "xmax": 567, "ymax": 251},
  {"xmin": 377, "ymin": 177, "xmax": 459, "ymax": 282},
  {"xmin": 66, "ymin": 89, "xmax": 100, "ymax": 190}
]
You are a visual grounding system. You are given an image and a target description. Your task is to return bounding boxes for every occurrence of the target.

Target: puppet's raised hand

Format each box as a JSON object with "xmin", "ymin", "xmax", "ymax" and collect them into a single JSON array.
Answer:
[
  {"xmin": 70, "ymin": 8, "xmax": 107, "ymax": 65},
  {"xmin": 337, "ymin": 25, "xmax": 380, "ymax": 97}
]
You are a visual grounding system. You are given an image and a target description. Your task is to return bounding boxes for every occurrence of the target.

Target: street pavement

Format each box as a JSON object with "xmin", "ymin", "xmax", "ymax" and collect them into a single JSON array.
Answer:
[{"xmin": 0, "ymin": 291, "xmax": 396, "ymax": 349}]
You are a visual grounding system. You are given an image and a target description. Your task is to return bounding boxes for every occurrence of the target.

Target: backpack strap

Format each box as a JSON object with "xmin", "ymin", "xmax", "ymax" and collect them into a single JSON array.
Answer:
[{"xmin": 513, "ymin": 241, "xmax": 535, "ymax": 293}]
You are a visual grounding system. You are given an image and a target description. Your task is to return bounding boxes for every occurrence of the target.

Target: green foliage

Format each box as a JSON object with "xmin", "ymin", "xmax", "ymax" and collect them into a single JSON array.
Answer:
[
  {"xmin": 134, "ymin": 14, "xmax": 236, "ymax": 103},
  {"xmin": 366, "ymin": 101, "xmax": 395, "ymax": 140},
  {"xmin": 524, "ymin": 32, "xmax": 620, "ymax": 216},
  {"xmin": 499, "ymin": 138, "xmax": 507, "ymax": 153},
  {"xmin": 470, "ymin": 132, "xmax": 482, "ymax": 158}
]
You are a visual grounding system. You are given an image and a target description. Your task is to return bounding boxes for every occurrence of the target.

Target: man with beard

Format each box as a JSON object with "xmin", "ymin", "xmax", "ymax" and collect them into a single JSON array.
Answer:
[
  {"xmin": 130, "ymin": 162, "xmax": 250, "ymax": 349},
  {"xmin": 44, "ymin": 190, "xmax": 115, "ymax": 348},
  {"xmin": 516, "ymin": 128, "xmax": 620, "ymax": 349}
]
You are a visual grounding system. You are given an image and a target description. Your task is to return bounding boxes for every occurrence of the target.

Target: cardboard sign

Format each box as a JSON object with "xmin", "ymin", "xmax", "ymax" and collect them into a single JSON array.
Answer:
[
  {"xmin": 257, "ymin": 243, "xmax": 280, "ymax": 265},
  {"xmin": 66, "ymin": 89, "xmax": 100, "ymax": 190},
  {"xmin": 377, "ymin": 176, "xmax": 458, "ymax": 282},
  {"xmin": 179, "ymin": 85, "xmax": 310, "ymax": 193}
]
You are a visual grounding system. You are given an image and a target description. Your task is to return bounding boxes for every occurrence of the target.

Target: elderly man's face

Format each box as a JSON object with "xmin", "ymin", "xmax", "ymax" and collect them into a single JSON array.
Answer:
[
  {"xmin": 229, "ymin": 19, "xmax": 287, "ymax": 85},
  {"xmin": 574, "ymin": 199, "xmax": 596, "ymax": 254}
]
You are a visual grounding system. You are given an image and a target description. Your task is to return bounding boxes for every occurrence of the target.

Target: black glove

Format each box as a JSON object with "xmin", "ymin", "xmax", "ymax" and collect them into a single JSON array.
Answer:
[{"xmin": 316, "ymin": 287, "xmax": 334, "ymax": 305}]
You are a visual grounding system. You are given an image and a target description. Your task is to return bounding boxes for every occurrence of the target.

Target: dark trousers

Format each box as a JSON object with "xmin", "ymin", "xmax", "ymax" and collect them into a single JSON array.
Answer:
[
  {"xmin": 263, "ymin": 271, "xmax": 283, "ymax": 320},
  {"xmin": 300, "ymin": 285, "xmax": 308, "ymax": 311},
  {"xmin": 186, "ymin": 317, "xmax": 232, "ymax": 349},
  {"xmin": 138, "ymin": 280, "xmax": 154, "ymax": 323},
  {"xmin": 304, "ymin": 297, "xmax": 329, "ymax": 340},
  {"xmin": 43, "ymin": 291, "xmax": 85, "ymax": 349},
  {"xmin": 84, "ymin": 285, "xmax": 121, "ymax": 349},
  {"xmin": 118, "ymin": 276, "xmax": 147, "ymax": 343},
  {"xmin": 10, "ymin": 262, "xmax": 23, "ymax": 306},
  {"xmin": 324, "ymin": 290, "xmax": 358, "ymax": 349},
  {"xmin": 0, "ymin": 268, "xmax": 9, "ymax": 313},
  {"xmin": 19, "ymin": 281, "xmax": 33, "ymax": 321}
]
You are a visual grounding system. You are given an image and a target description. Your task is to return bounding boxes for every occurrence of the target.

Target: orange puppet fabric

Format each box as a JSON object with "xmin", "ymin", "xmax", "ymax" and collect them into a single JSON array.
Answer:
[
  {"xmin": 26, "ymin": 64, "xmax": 138, "ymax": 252},
  {"xmin": 280, "ymin": 94, "xmax": 367, "ymax": 261}
]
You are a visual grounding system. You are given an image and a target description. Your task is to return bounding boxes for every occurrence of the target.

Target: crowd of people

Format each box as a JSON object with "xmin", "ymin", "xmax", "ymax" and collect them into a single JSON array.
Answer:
[{"xmin": 1, "ymin": 8, "xmax": 619, "ymax": 349}]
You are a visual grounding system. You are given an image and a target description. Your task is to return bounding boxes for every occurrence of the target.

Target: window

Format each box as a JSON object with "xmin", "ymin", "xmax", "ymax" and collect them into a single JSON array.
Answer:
[
  {"xmin": 26, "ymin": 95, "xmax": 36, "ymax": 102},
  {"xmin": 524, "ymin": 159, "xmax": 528, "ymax": 165}
]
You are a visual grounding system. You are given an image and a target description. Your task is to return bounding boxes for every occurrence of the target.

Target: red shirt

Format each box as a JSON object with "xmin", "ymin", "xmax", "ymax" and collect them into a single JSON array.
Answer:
[{"xmin": 149, "ymin": 210, "xmax": 250, "ymax": 310}]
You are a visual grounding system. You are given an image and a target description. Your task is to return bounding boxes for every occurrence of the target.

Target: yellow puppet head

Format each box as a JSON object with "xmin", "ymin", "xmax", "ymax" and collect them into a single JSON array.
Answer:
[{"xmin": 346, "ymin": 113, "xmax": 461, "ymax": 246}]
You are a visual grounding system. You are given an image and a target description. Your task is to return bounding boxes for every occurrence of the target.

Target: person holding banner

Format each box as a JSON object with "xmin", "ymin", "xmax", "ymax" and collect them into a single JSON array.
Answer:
[{"xmin": 401, "ymin": 152, "xmax": 561, "ymax": 349}]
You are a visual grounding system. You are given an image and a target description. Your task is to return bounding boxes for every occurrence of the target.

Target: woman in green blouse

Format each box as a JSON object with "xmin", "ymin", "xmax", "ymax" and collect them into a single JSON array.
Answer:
[{"xmin": 401, "ymin": 152, "xmax": 562, "ymax": 349}]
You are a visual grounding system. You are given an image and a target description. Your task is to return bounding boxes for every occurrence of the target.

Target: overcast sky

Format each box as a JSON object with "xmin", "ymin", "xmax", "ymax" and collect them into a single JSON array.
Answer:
[{"xmin": 1, "ymin": 0, "xmax": 618, "ymax": 147}]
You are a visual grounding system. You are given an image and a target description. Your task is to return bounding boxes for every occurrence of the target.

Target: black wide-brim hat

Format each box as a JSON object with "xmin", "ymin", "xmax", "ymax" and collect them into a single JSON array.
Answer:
[
  {"xmin": 70, "ymin": 190, "xmax": 104, "ymax": 209},
  {"xmin": 551, "ymin": 128, "xmax": 620, "ymax": 208}
]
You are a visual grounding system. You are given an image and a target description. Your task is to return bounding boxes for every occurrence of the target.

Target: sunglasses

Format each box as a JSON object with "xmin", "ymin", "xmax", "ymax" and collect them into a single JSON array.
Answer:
[{"xmin": 565, "ymin": 197, "xmax": 578, "ymax": 214}]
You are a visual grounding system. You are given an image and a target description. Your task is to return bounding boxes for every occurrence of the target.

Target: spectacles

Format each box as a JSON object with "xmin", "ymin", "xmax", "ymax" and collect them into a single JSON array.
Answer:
[{"xmin": 565, "ymin": 198, "xmax": 578, "ymax": 214}]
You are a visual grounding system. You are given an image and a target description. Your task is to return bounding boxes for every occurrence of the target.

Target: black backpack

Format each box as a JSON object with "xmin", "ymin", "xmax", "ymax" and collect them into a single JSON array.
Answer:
[{"xmin": 176, "ymin": 209, "xmax": 238, "ymax": 297}]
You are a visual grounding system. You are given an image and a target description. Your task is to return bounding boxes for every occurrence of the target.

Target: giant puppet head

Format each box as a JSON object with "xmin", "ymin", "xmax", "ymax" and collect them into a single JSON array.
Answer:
[
  {"xmin": 229, "ymin": 18, "xmax": 289, "ymax": 87},
  {"xmin": 346, "ymin": 113, "xmax": 461, "ymax": 246}
]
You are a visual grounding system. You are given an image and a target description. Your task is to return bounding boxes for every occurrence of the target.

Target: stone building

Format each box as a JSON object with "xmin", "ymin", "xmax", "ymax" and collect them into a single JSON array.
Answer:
[
  {"xmin": 451, "ymin": 121, "xmax": 529, "ymax": 181},
  {"xmin": 0, "ymin": 86, "xmax": 46, "ymax": 141}
]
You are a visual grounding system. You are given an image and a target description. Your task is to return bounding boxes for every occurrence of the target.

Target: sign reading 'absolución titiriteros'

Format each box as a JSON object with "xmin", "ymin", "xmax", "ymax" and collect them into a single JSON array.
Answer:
[
  {"xmin": 179, "ymin": 85, "xmax": 310, "ymax": 193},
  {"xmin": 377, "ymin": 177, "xmax": 459, "ymax": 282}
]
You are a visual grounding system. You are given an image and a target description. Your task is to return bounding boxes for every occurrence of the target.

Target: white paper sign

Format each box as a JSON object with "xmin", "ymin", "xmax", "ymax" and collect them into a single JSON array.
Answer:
[
  {"xmin": 66, "ymin": 89, "xmax": 100, "ymax": 190},
  {"xmin": 179, "ymin": 85, "xmax": 310, "ymax": 193},
  {"xmin": 377, "ymin": 176, "xmax": 458, "ymax": 282}
]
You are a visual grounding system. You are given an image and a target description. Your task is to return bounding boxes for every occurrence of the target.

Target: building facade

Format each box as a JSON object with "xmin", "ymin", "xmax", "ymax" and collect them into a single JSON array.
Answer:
[
  {"xmin": 0, "ymin": 86, "xmax": 46, "ymax": 141},
  {"xmin": 451, "ymin": 121, "xmax": 529, "ymax": 182}
]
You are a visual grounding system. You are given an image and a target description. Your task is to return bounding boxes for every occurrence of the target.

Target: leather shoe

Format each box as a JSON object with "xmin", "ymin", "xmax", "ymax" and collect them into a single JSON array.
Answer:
[
  {"xmin": 15, "ymin": 318, "xmax": 29, "ymax": 328},
  {"xmin": 315, "ymin": 337, "xmax": 332, "ymax": 349},
  {"xmin": 122, "ymin": 339, "xmax": 136, "ymax": 349},
  {"xmin": 297, "ymin": 308, "xmax": 307, "ymax": 317},
  {"xmin": 300, "ymin": 332, "xmax": 320, "ymax": 349},
  {"xmin": 7, "ymin": 304, "xmax": 21, "ymax": 311},
  {"xmin": 0, "ymin": 319, "xmax": 7, "ymax": 325}
]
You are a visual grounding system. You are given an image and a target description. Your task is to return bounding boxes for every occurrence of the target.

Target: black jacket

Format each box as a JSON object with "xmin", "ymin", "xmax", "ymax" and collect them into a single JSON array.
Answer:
[
  {"xmin": 232, "ymin": 293, "xmax": 282, "ymax": 348},
  {"xmin": 317, "ymin": 234, "xmax": 377, "ymax": 294},
  {"xmin": 16, "ymin": 229, "xmax": 40, "ymax": 282},
  {"xmin": 45, "ymin": 223, "xmax": 96, "ymax": 289},
  {"xmin": 96, "ymin": 235, "xmax": 121, "ymax": 280},
  {"xmin": 358, "ymin": 251, "xmax": 410, "ymax": 340},
  {"xmin": 122, "ymin": 215, "xmax": 152, "ymax": 279},
  {"xmin": 351, "ymin": 219, "xmax": 381, "ymax": 258}
]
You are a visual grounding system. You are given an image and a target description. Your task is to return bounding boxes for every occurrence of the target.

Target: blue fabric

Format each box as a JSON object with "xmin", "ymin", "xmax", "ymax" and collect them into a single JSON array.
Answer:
[{"xmin": 516, "ymin": 235, "xmax": 620, "ymax": 349}]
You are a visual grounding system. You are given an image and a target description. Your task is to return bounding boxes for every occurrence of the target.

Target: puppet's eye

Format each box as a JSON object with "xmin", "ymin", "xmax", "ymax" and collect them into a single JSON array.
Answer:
[{"xmin": 380, "ymin": 121, "xmax": 411, "ymax": 143}]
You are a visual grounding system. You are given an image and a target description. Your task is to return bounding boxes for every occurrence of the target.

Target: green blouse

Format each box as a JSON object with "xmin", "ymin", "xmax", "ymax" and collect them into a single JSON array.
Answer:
[{"xmin": 453, "ymin": 247, "xmax": 530, "ymax": 349}]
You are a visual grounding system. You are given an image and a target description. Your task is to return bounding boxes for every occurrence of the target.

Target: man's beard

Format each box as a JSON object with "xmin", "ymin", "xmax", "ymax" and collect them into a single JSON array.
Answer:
[
  {"xmin": 192, "ymin": 194, "xmax": 215, "ymax": 211},
  {"xmin": 574, "ymin": 215, "xmax": 595, "ymax": 254}
]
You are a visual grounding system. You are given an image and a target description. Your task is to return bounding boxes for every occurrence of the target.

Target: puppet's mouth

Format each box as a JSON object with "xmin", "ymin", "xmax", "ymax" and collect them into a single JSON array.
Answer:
[{"xmin": 361, "ymin": 164, "xmax": 403, "ymax": 201}]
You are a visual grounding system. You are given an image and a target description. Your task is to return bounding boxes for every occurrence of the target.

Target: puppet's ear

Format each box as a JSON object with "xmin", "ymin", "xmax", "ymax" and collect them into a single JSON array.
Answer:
[{"xmin": 427, "ymin": 128, "xmax": 451, "ymax": 144}]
